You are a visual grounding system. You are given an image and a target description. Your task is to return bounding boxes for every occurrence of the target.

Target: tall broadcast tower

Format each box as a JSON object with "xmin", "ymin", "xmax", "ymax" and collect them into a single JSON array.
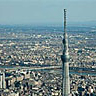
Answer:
[{"xmin": 61, "ymin": 9, "xmax": 70, "ymax": 96}]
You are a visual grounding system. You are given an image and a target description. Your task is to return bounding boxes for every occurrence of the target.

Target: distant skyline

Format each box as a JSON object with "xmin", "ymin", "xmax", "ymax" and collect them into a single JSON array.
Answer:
[{"xmin": 0, "ymin": 0, "xmax": 96, "ymax": 24}]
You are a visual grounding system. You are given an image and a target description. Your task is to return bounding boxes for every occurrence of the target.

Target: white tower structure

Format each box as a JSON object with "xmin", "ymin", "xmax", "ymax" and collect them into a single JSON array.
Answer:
[{"xmin": 61, "ymin": 9, "xmax": 70, "ymax": 96}]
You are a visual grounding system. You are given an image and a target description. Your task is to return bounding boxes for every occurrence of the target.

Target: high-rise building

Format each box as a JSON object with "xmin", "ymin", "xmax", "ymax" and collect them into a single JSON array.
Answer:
[
  {"xmin": 61, "ymin": 9, "xmax": 70, "ymax": 96},
  {"xmin": 0, "ymin": 72, "xmax": 6, "ymax": 89},
  {"xmin": 0, "ymin": 74, "xmax": 3, "ymax": 88}
]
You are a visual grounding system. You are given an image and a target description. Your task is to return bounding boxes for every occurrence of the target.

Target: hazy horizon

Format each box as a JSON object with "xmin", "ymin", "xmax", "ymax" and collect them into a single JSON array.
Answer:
[{"xmin": 0, "ymin": 0, "xmax": 96, "ymax": 25}]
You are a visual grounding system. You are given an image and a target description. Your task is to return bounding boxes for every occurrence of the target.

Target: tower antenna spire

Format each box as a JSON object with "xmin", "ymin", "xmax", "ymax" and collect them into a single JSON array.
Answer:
[
  {"xmin": 64, "ymin": 9, "xmax": 67, "ymax": 35},
  {"xmin": 61, "ymin": 9, "xmax": 70, "ymax": 96}
]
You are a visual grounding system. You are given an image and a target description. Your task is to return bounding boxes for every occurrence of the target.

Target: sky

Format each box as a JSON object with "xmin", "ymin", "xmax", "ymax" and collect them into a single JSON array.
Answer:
[{"xmin": 0, "ymin": 0, "xmax": 96, "ymax": 25}]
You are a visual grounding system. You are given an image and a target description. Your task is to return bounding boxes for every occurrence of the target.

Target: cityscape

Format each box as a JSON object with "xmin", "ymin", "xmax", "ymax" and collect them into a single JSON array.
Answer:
[
  {"xmin": 0, "ymin": 20, "xmax": 96, "ymax": 96},
  {"xmin": 0, "ymin": 0, "xmax": 96, "ymax": 96},
  {"xmin": 0, "ymin": 0, "xmax": 96, "ymax": 95}
]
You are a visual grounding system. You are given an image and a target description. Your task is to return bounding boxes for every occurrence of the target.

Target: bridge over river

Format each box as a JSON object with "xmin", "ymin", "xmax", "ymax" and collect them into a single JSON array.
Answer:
[{"xmin": 0, "ymin": 65, "xmax": 96, "ymax": 75}]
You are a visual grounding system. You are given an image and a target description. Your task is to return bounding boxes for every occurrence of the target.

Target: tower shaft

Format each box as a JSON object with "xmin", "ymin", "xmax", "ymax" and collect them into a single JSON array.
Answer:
[{"xmin": 61, "ymin": 9, "xmax": 70, "ymax": 96}]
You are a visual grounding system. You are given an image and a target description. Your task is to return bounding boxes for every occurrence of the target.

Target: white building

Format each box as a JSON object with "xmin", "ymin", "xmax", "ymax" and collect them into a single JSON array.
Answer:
[{"xmin": 0, "ymin": 72, "xmax": 6, "ymax": 89}]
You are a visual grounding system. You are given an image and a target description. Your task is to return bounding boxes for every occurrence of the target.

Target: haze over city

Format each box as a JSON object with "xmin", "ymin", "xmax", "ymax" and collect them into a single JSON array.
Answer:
[{"xmin": 0, "ymin": 0, "xmax": 96, "ymax": 24}]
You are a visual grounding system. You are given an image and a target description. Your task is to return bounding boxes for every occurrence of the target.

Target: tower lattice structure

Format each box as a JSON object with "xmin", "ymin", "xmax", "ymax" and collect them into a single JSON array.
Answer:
[{"xmin": 61, "ymin": 9, "xmax": 70, "ymax": 96}]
